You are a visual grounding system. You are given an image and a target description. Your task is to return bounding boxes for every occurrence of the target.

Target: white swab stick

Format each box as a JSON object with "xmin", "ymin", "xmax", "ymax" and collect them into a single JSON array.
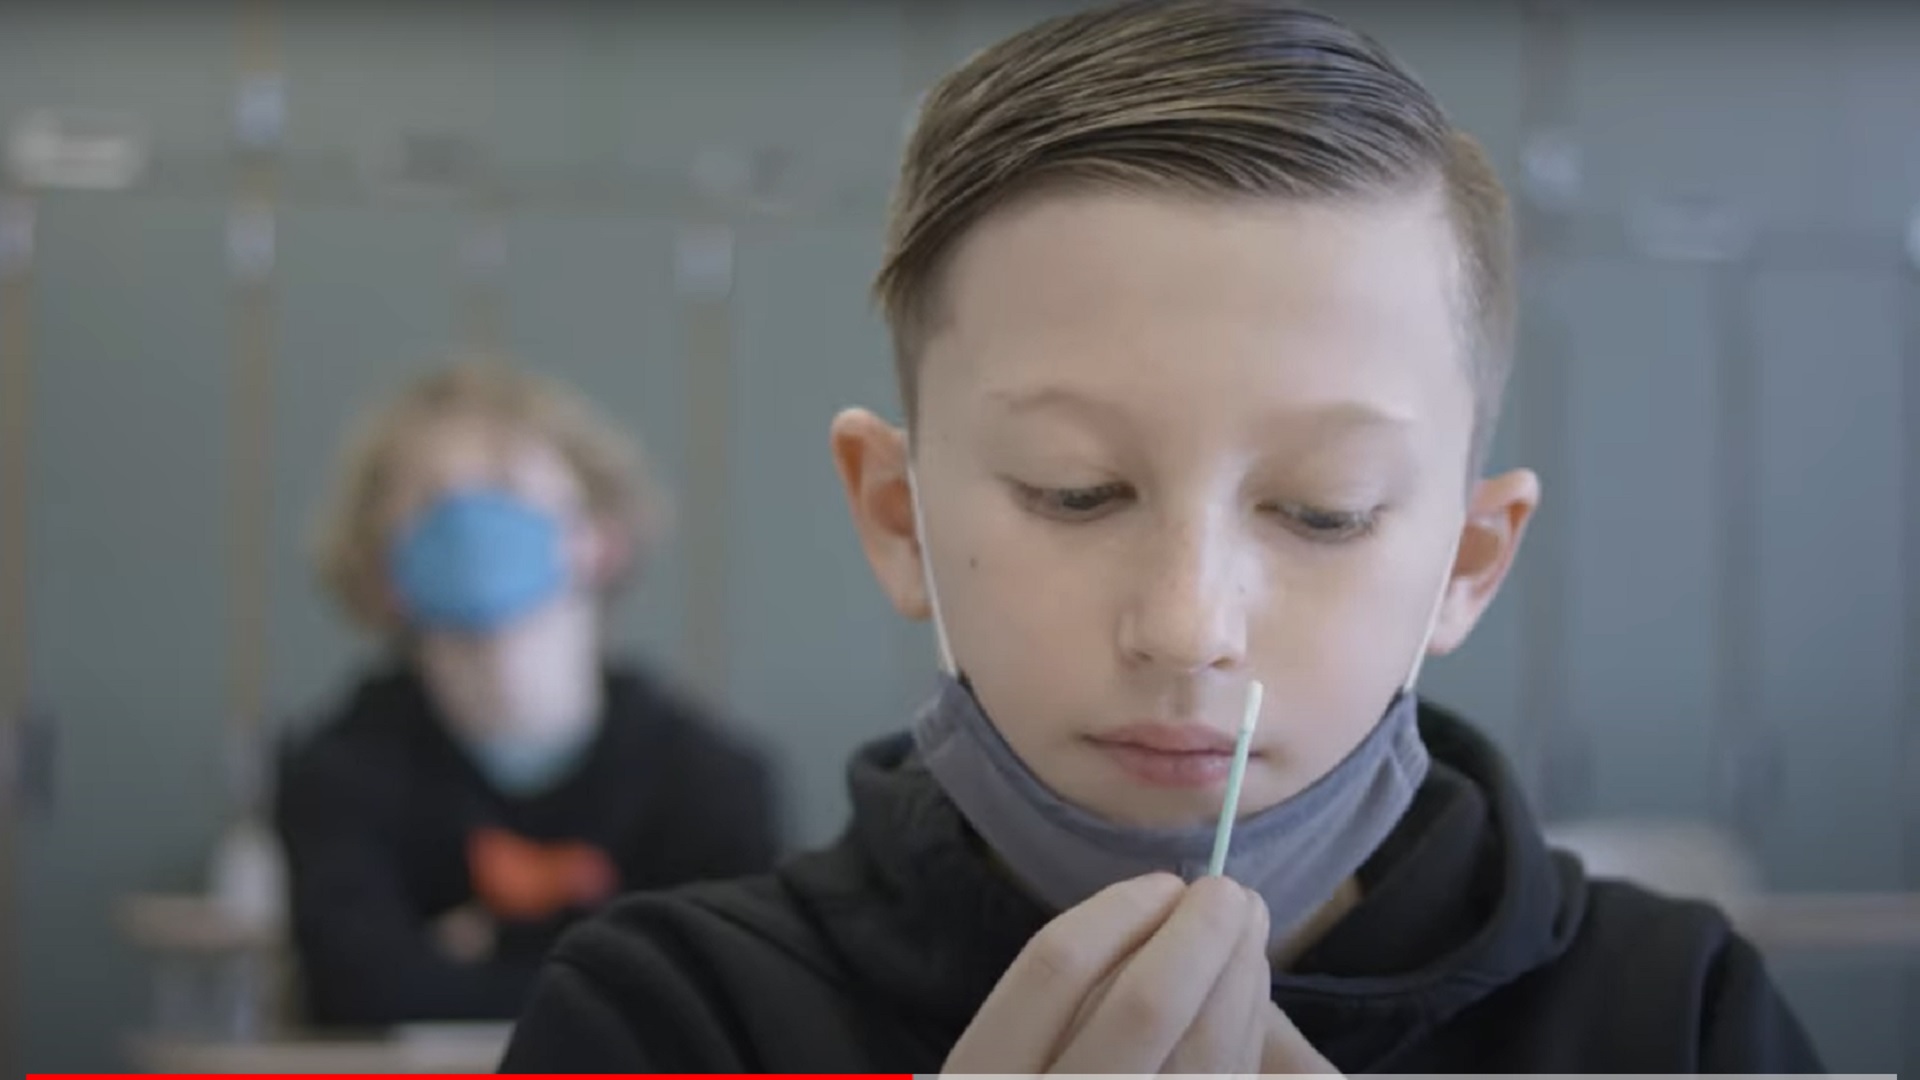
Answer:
[{"xmin": 1207, "ymin": 680, "xmax": 1263, "ymax": 878}]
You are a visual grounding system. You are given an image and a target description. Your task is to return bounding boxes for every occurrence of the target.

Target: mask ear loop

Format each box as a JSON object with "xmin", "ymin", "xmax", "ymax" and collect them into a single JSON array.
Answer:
[
  {"xmin": 1400, "ymin": 532, "xmax": 1463, "ymax": 693},
  {"xmin": 905, "ymin": 464, "xmax": 957, "ymax": 675}
]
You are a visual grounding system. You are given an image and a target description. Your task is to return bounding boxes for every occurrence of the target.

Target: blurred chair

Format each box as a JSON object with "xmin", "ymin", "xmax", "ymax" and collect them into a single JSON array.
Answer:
[
  {"xmin": 1544, "ymin": 816, "xmax": 1762, "ymax": 909},
  {"xmin": 1546, "ymin": 816, "xmax": 1920, "ymax": 957}
]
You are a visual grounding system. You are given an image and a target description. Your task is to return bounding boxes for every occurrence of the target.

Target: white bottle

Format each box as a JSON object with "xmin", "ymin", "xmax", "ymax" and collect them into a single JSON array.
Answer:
[{"xmin": 209, "ymin": 815, "xmax": 287, "ymax": 934}]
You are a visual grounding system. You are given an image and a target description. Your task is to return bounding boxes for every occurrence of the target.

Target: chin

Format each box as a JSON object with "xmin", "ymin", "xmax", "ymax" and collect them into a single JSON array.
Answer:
[
  {"xmin": 1101, "ymin": 799, "xmax": 1224, "ymax": 831},
  {"xmin": 1052, "ymin": 761, "xmax": 1253, "ymax": 831}
]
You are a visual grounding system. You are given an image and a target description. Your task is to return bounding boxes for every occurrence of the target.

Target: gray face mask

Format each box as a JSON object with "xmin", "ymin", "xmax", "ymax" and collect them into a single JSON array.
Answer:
[{"xmin": 905, "ymin": 466, "xmax": 1451, "ymax": 946}]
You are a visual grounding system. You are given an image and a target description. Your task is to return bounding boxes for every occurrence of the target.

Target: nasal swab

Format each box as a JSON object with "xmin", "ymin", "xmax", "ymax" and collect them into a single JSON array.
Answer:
[{"xmin": 1207, "ymin": 679, "xmax": 1263, "ymax": 878}]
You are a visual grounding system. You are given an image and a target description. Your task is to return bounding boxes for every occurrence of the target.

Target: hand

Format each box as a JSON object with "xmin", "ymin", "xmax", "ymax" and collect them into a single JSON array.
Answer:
[
  {"xmin": 430, "ymin": 902, "xmax": 497, "ymax": 963},
  {"xmin": 943, "ymin": 873, "xmax": 1272, "ymax": 1076},
  {"xmin": 468, "ymin": 828, "xmax": 619, "ymax": 921}
]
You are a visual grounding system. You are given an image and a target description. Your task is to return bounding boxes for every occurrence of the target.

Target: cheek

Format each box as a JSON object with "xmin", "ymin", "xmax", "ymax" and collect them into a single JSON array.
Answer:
[
  {"xmin": 1250, "ymin": 548, "xmax": 1436, "ymax": 779},
  {"xmin": 1263, "ymin": 573, "xmax": 1404, "ymax": 677},
  {"xmin": 938, "ymin": 509, "xmax": 1107, "ymax": 741},
  {"xmin": 563, "ymin": 522, "xmax": 601, "ymax": 584},
  {"xmin": 942, "ymin": 495, "xmax": 1079, "ymax": 635},
  {"xmin": 949, "ymin": 541, "xmax": 1090, "ymax": 672}
]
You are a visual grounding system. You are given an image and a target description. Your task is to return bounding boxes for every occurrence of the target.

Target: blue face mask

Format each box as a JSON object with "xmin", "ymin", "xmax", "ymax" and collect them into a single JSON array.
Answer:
[
  {"xmin": 463, "ymin": 727, "xmax": 597, "ymax": 796},
  {"xmin": 390, "ymin": 489, "xmax": 568, "ymax": 633}
]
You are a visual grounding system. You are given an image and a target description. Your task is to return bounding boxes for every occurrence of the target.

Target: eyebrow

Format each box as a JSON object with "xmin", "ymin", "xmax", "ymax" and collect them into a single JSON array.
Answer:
[
  {"xmin": 985, "ymin": 385, "xmax": 1417, "ymax": 432},
  {"xmin": 987, "ymin": 385, "xmax": 1122, "ymax": 421}
]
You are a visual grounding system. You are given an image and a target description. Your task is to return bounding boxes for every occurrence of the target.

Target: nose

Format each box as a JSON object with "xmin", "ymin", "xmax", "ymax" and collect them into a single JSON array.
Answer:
[{"xmin": 1116, "ymin": 509, "xmax": 1250, "ymax": 674}]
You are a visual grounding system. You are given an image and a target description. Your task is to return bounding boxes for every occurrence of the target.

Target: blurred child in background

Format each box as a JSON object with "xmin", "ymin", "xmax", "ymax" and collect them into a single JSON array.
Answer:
[{"xmin": 276, "ymin": 360, "xmax": 780, "ymax": 1028}]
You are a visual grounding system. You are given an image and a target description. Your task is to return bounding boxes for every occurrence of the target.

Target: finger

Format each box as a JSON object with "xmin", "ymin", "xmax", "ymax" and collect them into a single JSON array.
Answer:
[
  {"xmin": 942, "ymin": 872, "xmax": 1184, "ymax": 1074},
  {"xmin": 1051, "ymin": 875, "xmax": 1254, "ymax": 1073},
  {"xmin": 1162, "ymin": 885, "xmax": 1271, "ymax": 1076},
  {"xmin": 1056, "ymin": 884, "xmax": 1236, "ymax": 1045},
  {"xmin": 1261, "ymin": 1001, "xmax": 1343, "ymax": 1076},
  {"xmin": 1059, "ymin": 952, "xmax": 1121, "ymax": 1043},
  {"xmin": 1233, "ymin": 889, "xmax": 1275, "ymax": 1074}
]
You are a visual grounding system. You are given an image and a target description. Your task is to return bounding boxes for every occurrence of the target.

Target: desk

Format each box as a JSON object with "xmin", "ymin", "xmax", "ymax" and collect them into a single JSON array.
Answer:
[
  {"xmin": 116, "ymin": 892, "xmax": 286, "ymax": 1043},
  {"xmin": 1738, "ymin": 892, "xmax": 1920, "ymax": 953},
  {"xmin": 118, "ymin": 894, "xmax": 514, "ymax": 1073},
  {"xmin": 128, "ymin": 1024, "xmax": 512, "ymax": 1074}
]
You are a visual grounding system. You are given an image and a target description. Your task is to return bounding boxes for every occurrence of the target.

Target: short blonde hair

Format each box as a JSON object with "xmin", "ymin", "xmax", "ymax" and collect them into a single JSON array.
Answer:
[
  {"xmin": 313, "ymin": 358, "xmax": 665, "ymax": 635},
  {"xmin": 877, "ymin": 0, "xmax": 1515, "ymax": 471}
]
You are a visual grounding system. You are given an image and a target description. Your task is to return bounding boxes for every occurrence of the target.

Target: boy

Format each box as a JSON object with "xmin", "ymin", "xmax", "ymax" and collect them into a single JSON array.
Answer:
[
  {"xmin": 500, "ymin": 1, "xmax": 1824, "ymax": 1073},
  {"xmin": 275, "ymin": 360, "xmax": 780, "ymax": 1028}
]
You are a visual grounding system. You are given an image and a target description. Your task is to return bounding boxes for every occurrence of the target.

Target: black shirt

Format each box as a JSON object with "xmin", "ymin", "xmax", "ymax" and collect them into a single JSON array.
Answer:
[
  {"xmin": 273, "ymin": 661, "xmax": 780, "ymax": 1029},
  {"xmin": 499, "ymin": 702, "xmax": 1825, "ymax": 1074}
]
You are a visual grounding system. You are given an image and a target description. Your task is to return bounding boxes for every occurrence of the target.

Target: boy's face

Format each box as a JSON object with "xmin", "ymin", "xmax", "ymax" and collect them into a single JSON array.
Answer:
[{"xmin": 835, "ymin": 187, "xmax": 1538, "ymax": 829}]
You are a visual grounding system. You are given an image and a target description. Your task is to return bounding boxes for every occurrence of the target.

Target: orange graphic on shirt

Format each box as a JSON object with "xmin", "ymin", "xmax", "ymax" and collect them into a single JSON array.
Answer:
[{"xmin": 467, "ymin": 827, "xmax": 619, "ymax": 922}]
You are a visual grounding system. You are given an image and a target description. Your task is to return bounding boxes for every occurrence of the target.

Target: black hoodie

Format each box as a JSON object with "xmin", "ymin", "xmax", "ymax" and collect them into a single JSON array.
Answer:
[
  {"xmin": 274, "ymin": 662, "xmax": 780, "ymax": 1030},
  {"xmin": 499, "ymin": 703, "xmax": 1824, "ymax": 1074}
]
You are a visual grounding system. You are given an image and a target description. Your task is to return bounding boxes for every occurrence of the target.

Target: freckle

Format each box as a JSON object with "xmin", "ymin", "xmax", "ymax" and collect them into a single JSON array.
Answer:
[{"xmin": 968, "ymin": 556, "xmax": 979, "ymax": 570}]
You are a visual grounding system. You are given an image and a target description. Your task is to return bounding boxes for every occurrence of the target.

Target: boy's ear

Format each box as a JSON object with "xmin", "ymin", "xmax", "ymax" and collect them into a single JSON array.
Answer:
[
  {"xmin": 828, "ymin": 408, "xmax": 932, "ymax": 620},
  {"xmin": 1428, "ymin": 468, "xmax": 1541, "ymax": 655},
  {"xmin": 583, "ymin": 515, "xmax": 637, "ymax": 588},
  {"xmin": 578, "ymin": 514, "xmax": 636, "ymax": 589}
]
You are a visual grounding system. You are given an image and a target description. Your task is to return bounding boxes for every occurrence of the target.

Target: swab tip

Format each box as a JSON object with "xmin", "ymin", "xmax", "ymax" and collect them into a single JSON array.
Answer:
[{"xmin": 1239, "ymin": 679, "xmax": 1264, "ymax": 735}]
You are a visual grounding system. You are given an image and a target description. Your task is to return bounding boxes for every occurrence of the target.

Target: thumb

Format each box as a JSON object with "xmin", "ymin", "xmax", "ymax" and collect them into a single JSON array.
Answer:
[{"xmin": 1262, "ymin": 1002, "xmax": 1342, "ymax": 1076}]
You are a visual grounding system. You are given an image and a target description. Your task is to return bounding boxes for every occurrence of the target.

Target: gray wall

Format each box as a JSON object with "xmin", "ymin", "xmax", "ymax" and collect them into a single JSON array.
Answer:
[{"xmin": 0, "ymin": 1, "xmax": 1914, "ymax": 1072}]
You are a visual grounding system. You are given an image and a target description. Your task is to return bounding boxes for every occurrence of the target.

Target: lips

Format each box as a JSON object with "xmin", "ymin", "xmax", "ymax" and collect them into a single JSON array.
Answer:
[
  {"xmin": 1086, "ymin": 722, "xmax": 1250, "ymax": 789},
  {"xmin": 1093, "ymin": 721, "xmax": 1242, "ymax": 755}
]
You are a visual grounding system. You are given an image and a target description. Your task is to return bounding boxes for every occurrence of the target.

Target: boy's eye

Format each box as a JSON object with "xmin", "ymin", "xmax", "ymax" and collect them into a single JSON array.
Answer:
[
  {"xmin": 1269, "ymin": 502, "xmax": 1379, "ymax": 542},
  {"xmin": 1013, "ymin": 481, "xmax": 1133, "ymax": 521}
]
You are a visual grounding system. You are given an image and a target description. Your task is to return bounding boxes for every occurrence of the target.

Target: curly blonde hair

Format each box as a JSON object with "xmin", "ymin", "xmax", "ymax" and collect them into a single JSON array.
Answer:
[{"xmin": 313, "ymin": 357, "xmax": 667, "ymax": 635}]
